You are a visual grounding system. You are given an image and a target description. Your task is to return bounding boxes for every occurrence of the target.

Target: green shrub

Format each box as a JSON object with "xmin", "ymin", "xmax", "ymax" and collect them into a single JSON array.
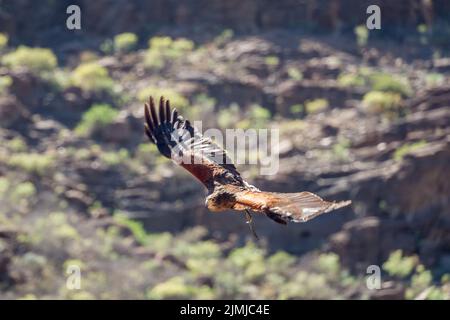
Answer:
[
  {"xmin": 287, "ymin": 67, "xmax": 303, "ymax": 81},
  {"xmin": 63, "ymin": 259, "xmax": 86, "ymax": 272},
  {"xmin": 265, "ymin": 56, "xmax": 279, "ymax": 67},
  {"xmin": 31, "ymin": 212, "xmax": 80, "ymax": 244},
  {"xmin": 79, "ymin": 51, "xmax": 100, "ymax": 63},
  {"xmin": 425, "ymin": 73, "xmax": 445, "ymax": 88},
  {"xmin": 369, "ymin": 73, "xmax": 412, "ymax": 96},
  {"xmin": 68, "ymin": 147, "xmax": 91, "ymax": 161},
  {"xmin": 339, "ymin": 70, "xmax": 411, "ymax": 96},
  {"xmin": 147, "ymin": 276, "xmax": 214, "ymax": 299},
  {"xmin": 246, "ymin": 104, "xmax": 271, "ymax": 129},
  {"xmin": 279, "ymin": 271, "xmax": 335, "ymax": 299},
  {"xmin": 290, "ymin": 104, "xmax": 304, "ymax": 115},
  {"xmin": 114, "ymin": 212, "xmax": 148, "ymax": 245},
  {"xmin": 71, "ymin": 62, "xmax": 114, "ymax": 93},
  {"xmin": 146, "ymin": 233, "xmax": 173, "ymax": 253},
  {"xmin": 48, "ymin": 69, "xmax": 72, "ymax": 90},
  {"xmin": 250, "ymin": 104, "xmax": 271, "ymax": 119},
  {"xmin": 170, "ymin": 38, "xmax": 194, "ymax": 54},
  {"xmin": 137, "ymin": 87, "xmax": 189, "ymax": 110},
  {"xmin": 182, "ymin": 240, "xmax": 222, "ymax": 277},
  {"xmin": 354, "ymin": 25, "xmax": 369, "ymax": 47},
  {"xmin": 100, "ymin": 149, "xmax": 130, "ymax": 166},
  {"xmin": 332, "ymin": 138, "xmax": 351, "ymax": 161},
  {"xmin": 8, "ymin": 153, "xmax": 54, "ymax": 175},
  {"xmin": 393, "ymin": 140, "xmax": 427, "ymax": 161},
  {"xmin": 305, "ymin": 98, "xmax": 329, "ymax": 114},
  {"xmin": 179, "ymin": 240, "xmax": 221, "ymax": 259},
  {"xmin": 0, "ymin": 33, "xmax": 8, "ymax": 49},
  {"xmin": 144, "ymin": 36, "xmax": 194, "ymax": 70},
  {"xmin": 183, "ymin": 240, "xmax": 222, "ymax": 277},
  {"xmin": 2, "ymin": 46, "xmax": 57, "ymax": 74},
  {"xmin": 315, "ymin": 253, "xmax": 341, "ymax": 276},
  {"xmin": 194, "ymin": 93, "xmax": 216, "ymax": 108},
  {"xmin": 228, "ymin": 242, "xmax": 264, "ymax": 269},
  {"xmin": 11, "ymin": 181, "xmax": 36, "ymax": 201},
  {"xmin": 100, "ymin": 39, "xmax": 114, "ymax": 55},
  {"xmin": 362, "ymin": 91, "xmax": 402, "ymax": 114},
  {"xmin": 114, "ymin": 33, "xmax": 138, "ymax": 53},
  {"xmin": 217, "ymin": 104, "xmax": 240, "ymax": 129},
  {"xmin": 417, "ymin": 24, "xmax": 429, "ymax": 45},
  {"xmin": 6, "ymin": 136, "xmax": 27, "ymax": 152},
  {"xmin": 337, "ymin": 73, "xmax": 366, "ymax": 87},
  {"xmin": 383, "ymin": 250, "xmax": 418, "ymax": 278},
  {"xmin": 144, "ymin": 37, "xmax": 173, "ymax": 69},
  {"xmin": 406, "ymin": 265, "xmax": 433, "ymax": 299},
  {"xmin": 214, "ymin": 29, "xmax": 234, "ymax": 47},
  {"xmin": 186, "ymin": 257, "xmax": 219, "ymax": 278},
  {"xmin": 0, "ymin": 75, "xmax": 12, "ymax": 94},
  {"xmin": 0, "ymin": 177, "xmax": 10, "ymax": 197},
  {"xmin": 75, "ymin": 104, "xmax": 118, "ymax": 136},
  {"xmin": 417, "ymin": 24, "xmax": 428, "ymax": 34},
  {"xmin": 135, "ymin": 143, "xmax": 157, "ymax": 163},
  {"xmin": 228, "ymin": 242, "xmax": 266, "ymax": 281},
  {"xmin": 267, "ymin": 251, "xmax": 296, "ymax": 271},
  {"xmin": 234, "ymin": 104, "xmax": 271, "ymax": 129}
]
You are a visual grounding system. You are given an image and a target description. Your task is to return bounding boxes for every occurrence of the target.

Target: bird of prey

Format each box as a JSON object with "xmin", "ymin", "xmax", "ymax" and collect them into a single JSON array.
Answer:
[{"xmin": 144, "ymin": 96, "xmax": 351, "ymax": 238}]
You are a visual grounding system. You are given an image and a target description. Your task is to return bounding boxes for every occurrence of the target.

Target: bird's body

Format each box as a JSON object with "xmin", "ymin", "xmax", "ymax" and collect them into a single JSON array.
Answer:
[{"xmin": 144, "ymin": 96, "xmax": 351, "ymax": 230}]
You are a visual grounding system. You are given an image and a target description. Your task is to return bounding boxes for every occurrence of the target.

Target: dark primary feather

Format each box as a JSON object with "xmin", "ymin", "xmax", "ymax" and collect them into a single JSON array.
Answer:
[
  {"xmin": 144, "ymin": 96, "xmax": 178, "ymax": 157},
  {"xmin": 144, "ymin": 96, "xmax": 245, "ymax": 190}
]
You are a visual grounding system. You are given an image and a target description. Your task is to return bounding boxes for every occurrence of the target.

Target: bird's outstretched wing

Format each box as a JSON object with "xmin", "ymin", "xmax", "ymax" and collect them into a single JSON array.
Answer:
[
  {"xmin": 144, "ymin": 96, "xmax": 243, "ymax": 190},
  {"xmin": 234, "ymin": 190, "xmax": 351, "ymax": 224}
]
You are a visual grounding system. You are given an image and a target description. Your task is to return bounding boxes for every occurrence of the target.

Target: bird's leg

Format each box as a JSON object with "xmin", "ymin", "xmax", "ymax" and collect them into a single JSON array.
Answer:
[{"xmin": 245, "ymin": 209, "xmax": 259, "ymax": 240}]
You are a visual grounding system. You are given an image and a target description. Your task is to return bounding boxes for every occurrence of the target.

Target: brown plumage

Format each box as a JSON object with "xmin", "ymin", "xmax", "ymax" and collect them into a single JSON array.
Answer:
[{"xmin": 144, "ymin": 96, "xmax": 351, "ymax": 233}]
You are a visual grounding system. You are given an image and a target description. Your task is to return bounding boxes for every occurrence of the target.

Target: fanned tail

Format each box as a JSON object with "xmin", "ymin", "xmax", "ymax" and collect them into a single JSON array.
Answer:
[{"xmin": 234, "ymin": 190, "xmax": 351, "ymax": 224}]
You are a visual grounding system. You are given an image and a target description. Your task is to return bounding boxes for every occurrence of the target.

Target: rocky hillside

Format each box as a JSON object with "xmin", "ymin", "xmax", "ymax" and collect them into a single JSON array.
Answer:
[{"xmin": 0, "ymin": 2, "xmax": 449, "ymax": 299}]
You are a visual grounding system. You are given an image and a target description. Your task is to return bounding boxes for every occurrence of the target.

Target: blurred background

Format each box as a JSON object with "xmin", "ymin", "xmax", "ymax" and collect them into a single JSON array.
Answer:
[{"xmin": 0, "ymin": 0, "xmax": 449, "ymax": 299}]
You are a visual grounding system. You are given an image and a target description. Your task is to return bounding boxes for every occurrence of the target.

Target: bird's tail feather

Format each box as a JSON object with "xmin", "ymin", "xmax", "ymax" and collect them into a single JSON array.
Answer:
[{"xmin": 235, "ymin": 190, "xmax": 351, "ymax": 224}]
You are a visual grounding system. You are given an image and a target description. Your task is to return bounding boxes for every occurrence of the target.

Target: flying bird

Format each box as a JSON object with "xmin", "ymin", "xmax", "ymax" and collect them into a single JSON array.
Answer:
[{"xmin": 144, "ymin": 96, "xmax": 351, "ymax": 238}]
